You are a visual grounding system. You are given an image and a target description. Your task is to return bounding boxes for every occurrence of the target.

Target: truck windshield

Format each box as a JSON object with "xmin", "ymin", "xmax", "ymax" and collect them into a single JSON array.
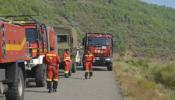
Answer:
[
  {"xmin": 26, "ymin": 28, "xmax": 38, "ymax": 42},
  {"xmin": 57, "ymin": 35, "xmax": 68, "ymax": 43},
  {"xmin": 88, "ymin": 37, "xmax": 111, "ymax": 45}
]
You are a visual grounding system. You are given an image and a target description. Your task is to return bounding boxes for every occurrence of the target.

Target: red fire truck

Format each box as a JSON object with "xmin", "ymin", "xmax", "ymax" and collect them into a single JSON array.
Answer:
[
  {"xmin": 83, "ymin": 33, "xmax": 114, "ymax": 71},
  {"xmin": 0, "ymin": 15, "xmax": 56, "ymax": 100}
]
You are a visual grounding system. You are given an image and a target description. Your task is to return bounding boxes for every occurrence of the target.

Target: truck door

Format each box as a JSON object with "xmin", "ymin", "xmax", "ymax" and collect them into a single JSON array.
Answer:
[{"xmin": 25, "ymin": 28, "xmax": 38, "ymax": 57}]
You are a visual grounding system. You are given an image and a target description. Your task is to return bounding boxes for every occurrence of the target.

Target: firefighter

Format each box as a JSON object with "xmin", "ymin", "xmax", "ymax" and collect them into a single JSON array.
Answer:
[
  {"xmin": 63, "ymin": 49, "xmax": 72, "ymax": 78},
  {"xmin": 83, "ymin": 50, "xmax": 94, "ymax": 79},
  {"xmin": 45, "ymin": 48, "xmax": 60, "ymax": 93}
]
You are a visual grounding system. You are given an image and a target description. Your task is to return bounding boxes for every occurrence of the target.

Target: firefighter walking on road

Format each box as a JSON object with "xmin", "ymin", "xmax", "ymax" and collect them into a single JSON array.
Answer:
[
  {"xmin": 83, "ymin": 50, "xmax": 94, "ymax": 79},
  {"xmin": 45, "ymin": 48, "xmax": 60, "ymax": 93},
  {"xmin": 64, "ymin": 49, "xmax": 72, "ymax": 78}
]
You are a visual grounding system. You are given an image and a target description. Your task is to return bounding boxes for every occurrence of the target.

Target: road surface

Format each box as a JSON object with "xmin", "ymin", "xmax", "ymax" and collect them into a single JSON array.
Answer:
[{"xmin": 1, "ymin": 67, "xmax": 123, "ymax": 100}]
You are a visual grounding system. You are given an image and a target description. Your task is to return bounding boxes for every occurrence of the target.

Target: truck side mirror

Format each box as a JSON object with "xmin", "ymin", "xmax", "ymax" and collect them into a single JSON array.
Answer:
[
  {"xmin": 82, "ymin": 37, "xmax": 85, "ymax": 46},
  {"xmin": 113, "ymin": 38, "xmax": 116, "ymax": 46}
]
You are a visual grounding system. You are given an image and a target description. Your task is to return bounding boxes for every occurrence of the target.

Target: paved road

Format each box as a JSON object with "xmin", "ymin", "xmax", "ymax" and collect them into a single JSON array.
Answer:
[{"xmin": 1, "ymin": 67, "xmax": 123, "ymax": 100}]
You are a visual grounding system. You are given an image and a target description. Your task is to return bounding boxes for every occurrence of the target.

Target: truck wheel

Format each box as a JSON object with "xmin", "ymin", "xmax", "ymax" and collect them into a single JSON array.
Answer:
[
  {"xmin": 71, "ymin": 63, "xmax": 76, "ymax": 73},
  {"xmin": 35, "ymin": 64, "xmax": 46, "ymax": 87},
  {"xmin": 6, "ymin": 67, "xmax": 24, "ymax": 100},
  {"xmin": 107, "ymin": 63, "xmax": 112, "ymax": 71}
]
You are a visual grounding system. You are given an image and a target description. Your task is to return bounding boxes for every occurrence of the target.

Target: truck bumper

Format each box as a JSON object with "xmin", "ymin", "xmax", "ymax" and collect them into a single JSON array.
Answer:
[
  {"xmin": 93, "ymin": 57, "xmax": 112, "ymax": 66},
  {"xmin": 0, "ymin": 69, "xmax": 5, "ymax": 94},
  {"xmin": 0, "ymin": 69, "xmax": 5, "ymax": 81}
]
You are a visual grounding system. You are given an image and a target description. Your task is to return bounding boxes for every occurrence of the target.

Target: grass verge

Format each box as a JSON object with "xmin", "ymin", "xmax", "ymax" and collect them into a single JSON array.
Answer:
[{"xmin": 114, "ymin": 57, "xmax": 175, "ymax": 100}]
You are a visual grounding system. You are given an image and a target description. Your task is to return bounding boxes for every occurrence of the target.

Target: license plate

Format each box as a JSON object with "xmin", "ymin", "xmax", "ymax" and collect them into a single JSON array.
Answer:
[
  {"xmin": 96, "ymin": 57, "xmax": 100, "ymax": 60},
  {"xmin": 102, "ymin": 46, "xmax": 107, "ymax": 49}
]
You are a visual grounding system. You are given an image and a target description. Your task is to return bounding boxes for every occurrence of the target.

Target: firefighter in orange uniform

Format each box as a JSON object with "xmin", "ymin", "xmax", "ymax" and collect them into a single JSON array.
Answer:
[
  {"xmin": 83, "ymin": 50, "xmax": 94, "ymax": 79},
  {"xmin": 45, "ymin": 48, "xmax": 60, "ymax": 93},
  {"xmin": 63, "ymin": 49, "xmax": 72, "ymax": 78}
]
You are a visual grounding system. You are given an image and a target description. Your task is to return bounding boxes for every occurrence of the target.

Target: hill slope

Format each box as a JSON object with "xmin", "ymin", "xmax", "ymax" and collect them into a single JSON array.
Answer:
[{"xmin": 1, "ymin": 0, "xmax": 175, "ymax": 58}]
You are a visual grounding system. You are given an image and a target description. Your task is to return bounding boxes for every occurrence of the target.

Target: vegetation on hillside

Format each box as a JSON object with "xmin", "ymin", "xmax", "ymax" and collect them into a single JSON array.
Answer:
[
  {"xmin": 0, "ymin": 0, "xmax": 175, "ymax": 58},
  {"xmin": 49, "ymin": 0, "xmax": 175, "ymax": 58}
]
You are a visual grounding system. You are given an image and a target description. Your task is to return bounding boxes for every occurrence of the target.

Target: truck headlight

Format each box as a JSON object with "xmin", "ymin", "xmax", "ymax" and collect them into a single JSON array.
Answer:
[{"xmin": 105, "ymin": 58, "xmax": 111, "ymax": 61}]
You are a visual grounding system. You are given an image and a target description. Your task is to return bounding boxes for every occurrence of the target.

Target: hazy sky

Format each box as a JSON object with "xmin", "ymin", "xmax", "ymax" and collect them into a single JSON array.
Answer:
[{"xmin": 141, "ymin": 0, "xmax": 175, "ymax": 8}]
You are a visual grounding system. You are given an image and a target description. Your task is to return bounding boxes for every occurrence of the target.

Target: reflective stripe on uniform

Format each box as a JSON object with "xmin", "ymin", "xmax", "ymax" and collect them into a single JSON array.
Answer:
[
  {"xmin": 53, "ymin": 79, "xmax": 58, "ymax": 81},
  {"xmin": 85, "ymin": 53, "xmax": 93, "ymax": 56},
  {"xmin": 85, "ymin": 70, "xmax": 89, "ymax": 72},
  {"xmin": 47, "ymin": 79, "xmax": 52, "ymax": 81},
  {"xmin": 85, "ymin": 55, "xmax": 93, "ymax": 58},
  {"xmin": 64, "ymin": 57, "xmax": 71, "ymax": 61},
  {"xmin": 85, "ymin": 54, "xmax": 94, "ymax": 62},
  {"xmin": 46, "ymin": 54, "xmax": 57, "ymax": 57},
  {"xmin": 64, "ymin": 71, "xmax": 69, "ymax": 74}
]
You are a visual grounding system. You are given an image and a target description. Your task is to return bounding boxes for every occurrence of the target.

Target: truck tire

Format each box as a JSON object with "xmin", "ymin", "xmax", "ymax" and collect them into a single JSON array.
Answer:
[
  {"xmin": 6, "ymin": 67, "xmax": 24, "ymax": 100},
  {"xmin": 107, "ymin": 63, "xmax": 112, "ymax": 71},
  {"xmin": 35, "ymin": 64, "xmax": 46, "ymax": 87},
  {"xmin": 71, "ymin": 63, "xmax": 76, "ymax": 73}
]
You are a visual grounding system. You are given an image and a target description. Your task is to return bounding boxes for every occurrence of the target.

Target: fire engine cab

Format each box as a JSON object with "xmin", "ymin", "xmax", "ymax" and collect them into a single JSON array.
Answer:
[
  {"xmin": 83, "ymin": 33, "xmax": 114, "ymax": 71},
  {"xmin": 0, "ymin": 15, "xmax": 56, "ymax": 100}
]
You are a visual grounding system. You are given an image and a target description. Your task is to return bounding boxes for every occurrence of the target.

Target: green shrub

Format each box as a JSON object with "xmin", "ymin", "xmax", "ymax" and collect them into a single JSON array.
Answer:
[
  {"xmin": 152, "ymin": 64, "xmax": 175, "ymax": 89},
  {"xmin": 137, "ymin": 78, "xmax": 156, "ymax": 90},
  {"xmin": 127, "ymin": 59, "xmax": 149, "ymax": 69}
]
